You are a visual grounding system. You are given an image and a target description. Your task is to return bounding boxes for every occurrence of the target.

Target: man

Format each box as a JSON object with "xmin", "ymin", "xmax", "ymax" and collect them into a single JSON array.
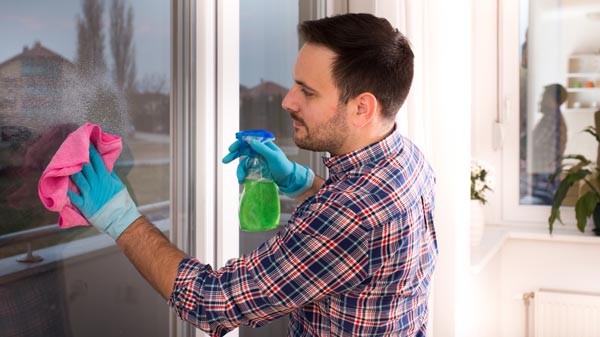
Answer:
[
  {"xmin": 68, "ymin": 13, "xmax": 437, "ymax": 336},
  {"xmin": 530, "ymin": 83, "xmax": 568, "ymax": 204}
]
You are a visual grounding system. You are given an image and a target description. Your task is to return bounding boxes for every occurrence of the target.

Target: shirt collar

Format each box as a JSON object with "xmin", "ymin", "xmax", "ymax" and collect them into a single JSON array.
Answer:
[{"xmin": 322, "ymin": 125, "xmax": 404, "ymax": 177}]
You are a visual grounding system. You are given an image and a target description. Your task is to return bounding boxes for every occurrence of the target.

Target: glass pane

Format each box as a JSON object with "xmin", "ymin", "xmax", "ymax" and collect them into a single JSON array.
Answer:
[
  {"xmin": 239, "ymin": 0, "xmax": 302, "ymax": 219},
  {"xmin": 0, "ymin": 0, "xmax": 171, "ymax": 336},
  {"xmin": 238, "ymin": 0, "xmax": 324, "ymax": 336},
  {"xmin": 519, "ymin": 0, "xmax": 600, "ymax": 206}
]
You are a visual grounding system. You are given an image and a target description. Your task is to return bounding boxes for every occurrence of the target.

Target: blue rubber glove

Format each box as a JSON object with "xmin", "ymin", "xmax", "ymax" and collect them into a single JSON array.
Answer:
[
  {"xmin": 222, "ymin": 139, "xmax": 315, "ymax": 197},
  {"xmin": 67, "ymin": 145, "xmax": 141, "ymax": 239}
]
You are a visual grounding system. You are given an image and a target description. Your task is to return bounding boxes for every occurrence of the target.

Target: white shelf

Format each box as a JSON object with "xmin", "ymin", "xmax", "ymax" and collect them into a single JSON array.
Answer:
[
  {"xmin": 471, "ymin": 227, "xmax": 508, "ymax": 274},
  {"xmin": 564, "ymin": 107, "xmax": 598, "ymax": 113},
  {"xmin": 570, "ymin": 54, "xmax": 600, "ymax": 59},
  {"xmin": 567, "ymin": 55, "xmax": 600, "ymax": 115},
  {"xmin": 567, "ymin": 73, "xmax": 600, "ymax": 78},
  {"xmin": 567, "ymin": 88, "xmax": 600, "ymax": 92}
]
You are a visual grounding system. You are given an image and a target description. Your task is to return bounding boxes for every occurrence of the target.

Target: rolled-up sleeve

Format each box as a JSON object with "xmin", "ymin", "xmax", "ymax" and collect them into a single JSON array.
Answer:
[
  {"xmin": 168, "ymin": 199, "xmax": 372, "ymax": 336},
  {"xmin": 168, "ymin": 259, "xmax": 219, "ymax": 334},
  {"xmin": 168, "ymin": 255, "xmax": 290, "ymax": 336}
]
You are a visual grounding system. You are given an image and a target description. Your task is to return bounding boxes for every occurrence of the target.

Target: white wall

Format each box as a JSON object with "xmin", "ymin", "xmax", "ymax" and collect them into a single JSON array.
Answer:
[
  {"xmin": 500, "ymin": 237, "xmax": 600, "ymax": 337},
  {"xmin": 469, "ymin": 235, "xmax": 600, "ymax": 337},
  {"xmin": 470, "ymin": 251, "xmax": 503, "ymax": 337}
]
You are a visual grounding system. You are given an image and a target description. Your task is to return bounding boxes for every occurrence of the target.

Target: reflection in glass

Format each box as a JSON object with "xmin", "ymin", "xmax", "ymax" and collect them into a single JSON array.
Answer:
[
  {"xmin": 0, "ymin": 0, "xmax": 170, "ymax": 336},
  {"xmin": 530, "ymin": 84, "xmax": 567, "ymax": 204},
  {"xmin": 519, "ymin": 0, "xmax": 600, "ymax": 206},
  {"xmin": 238, "ymin": 1, "xmax": 306, "ymax": 336}
]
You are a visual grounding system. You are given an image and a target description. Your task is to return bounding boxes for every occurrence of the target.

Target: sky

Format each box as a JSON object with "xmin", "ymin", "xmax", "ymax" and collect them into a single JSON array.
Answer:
[
  {"xmin": 0, "ymin": 0, "xmax": 170, "ymax": 85},
  {"xmin": 0, "ymin": 0, "xmax": 301, "ymax": 90},
  {"xmin": 239, "ymin": 0, "xmax": 299, "ymax": 88}
]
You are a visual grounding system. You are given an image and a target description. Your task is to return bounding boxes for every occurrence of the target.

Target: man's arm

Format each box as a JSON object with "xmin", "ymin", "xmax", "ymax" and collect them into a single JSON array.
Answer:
[
  {"xmin": 117, "ymin": 175, "xmax": 325, "ymax": 300},
  {"xmin": 114, "ymin": 174, "xmax": 324, "ymax": 302},
  {"xmin": 67, "ymin": 145, "xmax": 187, "ymax": 301},
  {"xmin": 116, "ymin": 216, "xmax": 187, "ymax": 300}
]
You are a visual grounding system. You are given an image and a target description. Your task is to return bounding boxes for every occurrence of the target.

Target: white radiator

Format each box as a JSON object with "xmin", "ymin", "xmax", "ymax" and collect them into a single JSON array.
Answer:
[{"xmin": 526, "ymin": 289, "xmax": 600, "ymax": 337}]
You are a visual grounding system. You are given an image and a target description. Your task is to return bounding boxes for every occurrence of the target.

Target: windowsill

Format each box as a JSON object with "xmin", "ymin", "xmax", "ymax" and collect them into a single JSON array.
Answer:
[
  {"xmin": 0, "ymin": 219, "xmax": 170, "ymax": 283},
  {"xmin": 0, "ymin": 231, "xmax": 118, "ymax": 283},
  {"xmin": 470, "ymin": 224, "xmax": 600, "ymax": 274}
]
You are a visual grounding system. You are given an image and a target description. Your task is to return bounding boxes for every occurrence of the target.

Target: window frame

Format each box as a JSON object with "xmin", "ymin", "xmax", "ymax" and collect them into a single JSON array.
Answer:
[
  {"xmin": 498, "ymin": 0, "xmax": 578, "ymax": 228},
  {"xmin": 172, "ymin": 0, "xmax": 203, "ymax": 336}
]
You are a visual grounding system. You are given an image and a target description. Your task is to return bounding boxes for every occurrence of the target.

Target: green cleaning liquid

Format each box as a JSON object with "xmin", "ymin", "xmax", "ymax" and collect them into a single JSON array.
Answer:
[{"xmin": 239, "ymin": 179, "xmax": 280, "ymax": 232}]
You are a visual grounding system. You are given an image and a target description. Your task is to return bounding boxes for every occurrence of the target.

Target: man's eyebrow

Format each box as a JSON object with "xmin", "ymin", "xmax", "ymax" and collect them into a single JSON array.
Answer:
[{"xmin": 295, "ymin": 80, "xmax": 317, "ymax": 92}]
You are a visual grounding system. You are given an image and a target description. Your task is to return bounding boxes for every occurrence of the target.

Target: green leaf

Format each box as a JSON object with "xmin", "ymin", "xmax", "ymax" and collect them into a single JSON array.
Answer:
[
  {"xmin": 574, "ymin": 191, "xmax": 599, "ymax": 232},
  {"xmin": 548, "ymin": 124, "xmax": 600, "ymax": 234},
  {"xmin": 548, "ymin": 208, "xmax": 561, "ymax": 234},
  {"xmin": 550, "ymin": 155, "xmax": 591, "ymax": 182},
  {"xmin": 583, "ymin": 178, "xmax": 600, "ymax": 197},
  {"xmin": 583, "ymin": 126, "xmax": 600, "ymax": 142},
  {"xmin": 565, "ymin": 156, "xmax": 591, "ymax": 174},
  {"xmin": 562, "ymin": 154, "xmax": 591, "ymax": 162},
  {"xmin": 549, "ymin": 169, "xmax": 591, "ymax": 233}
]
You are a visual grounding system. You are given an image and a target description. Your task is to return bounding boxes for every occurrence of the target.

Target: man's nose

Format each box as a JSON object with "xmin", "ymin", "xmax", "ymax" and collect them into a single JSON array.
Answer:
[{"xmin": 282, "ymin": 86, "xmax": 299, "ymax": 113}]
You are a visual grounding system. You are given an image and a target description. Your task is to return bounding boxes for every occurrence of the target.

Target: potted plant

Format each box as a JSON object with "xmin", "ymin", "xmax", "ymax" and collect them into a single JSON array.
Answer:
[
  {"xmin": 470, "ymin": 159, "xmax": 494, "ymax": 245},
  {"xmin": 549, "ymin": 111, "xmax": 600, "ymax": 235},
  {"xmin": 471, "ymin": 160, "xmax": 494, "ymax": 205}
]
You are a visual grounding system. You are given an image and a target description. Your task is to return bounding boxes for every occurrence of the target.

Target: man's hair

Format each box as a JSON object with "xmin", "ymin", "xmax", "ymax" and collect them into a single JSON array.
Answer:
[
  {"xmin": 543, "ymin": 83, "xmax": 567, "ymax": 105},
  {"xmin": 299, "ymin": 13, "xmax": 414, "ymax": 120}
]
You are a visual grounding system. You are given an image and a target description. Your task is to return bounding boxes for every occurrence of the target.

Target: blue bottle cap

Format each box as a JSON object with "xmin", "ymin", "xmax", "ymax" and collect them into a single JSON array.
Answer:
[
  {"xmin": 235, "ymin": 130, "xmax": 275, "ymax": 141},
  {"xmin": 235, "ymin": 130, "xmax": 275, "ymax": 157}
]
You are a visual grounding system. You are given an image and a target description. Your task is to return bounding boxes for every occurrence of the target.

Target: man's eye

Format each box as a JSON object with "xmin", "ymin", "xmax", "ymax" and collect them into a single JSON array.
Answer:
[{"xmin": 301, "ymin": 88, "xmax": 314, "ymax": 97}]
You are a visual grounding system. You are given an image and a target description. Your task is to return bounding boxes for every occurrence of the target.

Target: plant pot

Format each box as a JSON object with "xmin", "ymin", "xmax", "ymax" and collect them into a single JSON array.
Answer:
[
  {"xmin": 470, "ymin": 199, "xmax": 485, "ymax": 246},
  {"xmin": 593, "ymin": 203, "xmax": 600, "ymax": 236}
]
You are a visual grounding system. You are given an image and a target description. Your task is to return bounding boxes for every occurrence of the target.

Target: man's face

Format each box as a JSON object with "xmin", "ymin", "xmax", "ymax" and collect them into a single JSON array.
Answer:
[
  {"xmin": 540, "ymin": 92, "xmax": 558, "ymax": 114},
  {"xmin": 282, "ymin": 43, "xmax": 350, "ymax": 155}
]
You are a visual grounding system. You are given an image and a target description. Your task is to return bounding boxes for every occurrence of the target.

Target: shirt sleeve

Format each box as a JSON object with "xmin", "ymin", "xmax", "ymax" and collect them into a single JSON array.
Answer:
[{"xmin": 168, "ymin": 198, "xmax": 372, "ymax": 336}]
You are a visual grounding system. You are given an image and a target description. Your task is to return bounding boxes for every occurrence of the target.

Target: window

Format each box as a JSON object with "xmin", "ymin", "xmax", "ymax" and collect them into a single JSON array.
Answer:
[
  {"xmin": 501, "ymin": 0, "xmax": 600, "ymax": 224},
  {"xmin": 0, "ymin": 1, "xmax": 173, "ymax": 336},
  {"xmin": 236, "ymin": 1, "xmax": 341, "ymax": 335},
  {"xmin": 238, "ymin": 1, "xmax": 303, "ymax": 335}
]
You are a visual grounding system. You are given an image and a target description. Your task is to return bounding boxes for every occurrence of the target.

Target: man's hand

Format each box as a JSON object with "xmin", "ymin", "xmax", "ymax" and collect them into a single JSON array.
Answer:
[
  {"xmin": 222, "ymin": 139, "xmax": 315, "ymax": 197},
  {"xmin": 68, "ymin": 145, "xmax": 141, "ymax": 239}
]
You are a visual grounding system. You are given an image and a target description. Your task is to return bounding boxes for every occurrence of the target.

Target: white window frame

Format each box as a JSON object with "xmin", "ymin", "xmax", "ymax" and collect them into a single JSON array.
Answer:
[
  {"xmin": 172, "ymin": 1, "xmax": 213, "ymax": 337},
  {"xmin": 215, "ymin": 0, "xmax": 240, "ymax": 270},
  {"xmin": 498, "ymin": 0, "xmax": 578, "ymax": 228}
]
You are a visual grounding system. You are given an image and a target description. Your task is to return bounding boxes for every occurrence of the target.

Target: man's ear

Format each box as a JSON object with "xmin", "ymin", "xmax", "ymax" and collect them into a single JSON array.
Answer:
[{"xmin": 351, "ymin": 92, "xmax": 379, "ymax": 128}]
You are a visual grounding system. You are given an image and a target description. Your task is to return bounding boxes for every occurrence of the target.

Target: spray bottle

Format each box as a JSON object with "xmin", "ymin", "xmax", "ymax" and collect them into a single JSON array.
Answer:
[{"xmin": 236, "ymin": 130, "xmax": 280, "ymax": 232}]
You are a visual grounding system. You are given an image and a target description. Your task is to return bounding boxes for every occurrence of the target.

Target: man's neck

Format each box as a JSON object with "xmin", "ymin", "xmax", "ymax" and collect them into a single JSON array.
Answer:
[{"xmin": 332, "ymin": 123, "xmax": 395, "ymax": 157}]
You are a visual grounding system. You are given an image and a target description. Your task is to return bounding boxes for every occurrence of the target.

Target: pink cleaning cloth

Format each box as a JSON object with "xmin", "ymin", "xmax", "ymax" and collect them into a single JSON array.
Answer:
[{"xmin": 38, "ymin": 123, "xmax": 122, "ymax": 228}]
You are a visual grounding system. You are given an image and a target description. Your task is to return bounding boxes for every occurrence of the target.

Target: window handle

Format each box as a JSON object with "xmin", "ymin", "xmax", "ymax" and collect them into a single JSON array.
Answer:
[
  {"xmin": 493, "ymin": 97, "xmax": 510, "ymax": 151},
  {"xmin": 17, "ymin": 242, "xmax": 43, "ymax": 263},
  {"xmin": 493, "ymin": 121, "xmax": 504, "ymax": 151}
]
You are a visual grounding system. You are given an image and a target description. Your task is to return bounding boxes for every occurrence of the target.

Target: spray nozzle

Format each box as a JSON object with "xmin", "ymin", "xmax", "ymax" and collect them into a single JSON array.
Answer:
[{"xmin": 235, "ymin": 129, "xmax": 275, "ymax": 157}]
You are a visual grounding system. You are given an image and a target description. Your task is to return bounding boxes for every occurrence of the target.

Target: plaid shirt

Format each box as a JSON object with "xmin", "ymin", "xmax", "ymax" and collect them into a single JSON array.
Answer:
[{"xmin": 169, "ymin": 127, "xmax": 438, "ymax": 336}]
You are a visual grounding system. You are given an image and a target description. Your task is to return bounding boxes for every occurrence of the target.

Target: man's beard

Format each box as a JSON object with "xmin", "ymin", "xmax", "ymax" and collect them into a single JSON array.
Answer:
[{"xmin": 291, "ymin": 105, "xmax": 349, "ymax": 154}]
